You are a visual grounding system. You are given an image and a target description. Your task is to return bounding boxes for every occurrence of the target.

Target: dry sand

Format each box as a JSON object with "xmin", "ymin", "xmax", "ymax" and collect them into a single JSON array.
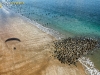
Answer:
[{"xmin": 0, "ymin": 8, "xmax": 86, "ymax": 75}]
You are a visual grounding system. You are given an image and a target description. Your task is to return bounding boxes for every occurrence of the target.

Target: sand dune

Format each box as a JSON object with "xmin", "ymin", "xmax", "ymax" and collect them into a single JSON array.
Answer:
[{"xmin": 0, "ymin": 7, "xmax": 86, "ymax": 75}]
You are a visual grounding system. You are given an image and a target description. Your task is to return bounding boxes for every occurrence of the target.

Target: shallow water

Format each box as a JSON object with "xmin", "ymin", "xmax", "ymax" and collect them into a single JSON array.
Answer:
[
  {"xmin": 3, "ymin": 0, "xmax": 100, "ymax": 71},
  {"xmin": 87, "ymin": 49, "xmax": 100, "ymax": 71}
]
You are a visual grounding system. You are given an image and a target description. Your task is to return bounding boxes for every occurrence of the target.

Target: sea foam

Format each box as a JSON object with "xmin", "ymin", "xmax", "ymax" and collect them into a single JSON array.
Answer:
[{"xmin": 79, "ymin": 57, "xmax": 100, "ymax": 75}]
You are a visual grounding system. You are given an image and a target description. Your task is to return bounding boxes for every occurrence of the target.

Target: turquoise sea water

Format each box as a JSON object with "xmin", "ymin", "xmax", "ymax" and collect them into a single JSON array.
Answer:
[
  {"xmin": 7, "ymin": 0, "xmax": 100, "ymax": 36},
  {"xmin": 4, "ymin": 0, "xmax": 100, "ymax": 71}
]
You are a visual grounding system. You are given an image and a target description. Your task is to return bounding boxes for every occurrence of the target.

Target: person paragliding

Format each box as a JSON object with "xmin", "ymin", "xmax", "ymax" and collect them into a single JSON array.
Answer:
[{"xmin": 5, "ymin": 38, "xmax": 21, "ymax": 50}]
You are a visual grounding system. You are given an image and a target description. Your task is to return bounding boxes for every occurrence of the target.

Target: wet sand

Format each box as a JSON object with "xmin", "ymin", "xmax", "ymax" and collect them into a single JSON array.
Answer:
[{"xmin": 0, "ymin": 7, "xmax": 86, "ymax": 75}]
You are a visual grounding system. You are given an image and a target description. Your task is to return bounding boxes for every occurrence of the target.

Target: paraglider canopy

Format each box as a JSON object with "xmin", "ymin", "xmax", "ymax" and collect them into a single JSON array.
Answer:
[{"xmin": 5, "ymin": 38, "xmax": 21, "ymax": 43}]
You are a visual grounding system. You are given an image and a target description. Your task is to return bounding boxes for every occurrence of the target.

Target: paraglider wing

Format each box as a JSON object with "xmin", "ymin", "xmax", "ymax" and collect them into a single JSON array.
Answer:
[{"xmin": 5, "ymin": 38, "xmax": 21, "ymax": 43}]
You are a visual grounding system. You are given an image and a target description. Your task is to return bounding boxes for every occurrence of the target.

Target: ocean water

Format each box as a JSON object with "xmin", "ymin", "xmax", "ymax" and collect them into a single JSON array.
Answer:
[{"xmin": 3, "ymin": 0, "xmax": 100, "ymax": 72}]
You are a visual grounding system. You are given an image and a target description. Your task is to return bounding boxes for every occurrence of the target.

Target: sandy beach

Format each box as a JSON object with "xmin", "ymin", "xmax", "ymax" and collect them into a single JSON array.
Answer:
[{"xmin": 0, "ymin": 7, "xmax": 86, "ymax": 75}]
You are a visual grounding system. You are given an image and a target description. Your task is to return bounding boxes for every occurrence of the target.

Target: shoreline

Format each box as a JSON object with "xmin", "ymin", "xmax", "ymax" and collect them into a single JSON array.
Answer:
[
  {"xmin": 0, "ymin": 5, "xmax": 97, "ymax": 75},
  {"xmin": 2, "ymin": 6, "xmax": 65, "ymax": 40}
]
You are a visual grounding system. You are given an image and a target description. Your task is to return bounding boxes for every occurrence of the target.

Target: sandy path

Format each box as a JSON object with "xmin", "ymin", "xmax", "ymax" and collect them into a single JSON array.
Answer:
[{"xmin": 0, "ymin": 7, "xmax": 86, "ymax": 75}]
